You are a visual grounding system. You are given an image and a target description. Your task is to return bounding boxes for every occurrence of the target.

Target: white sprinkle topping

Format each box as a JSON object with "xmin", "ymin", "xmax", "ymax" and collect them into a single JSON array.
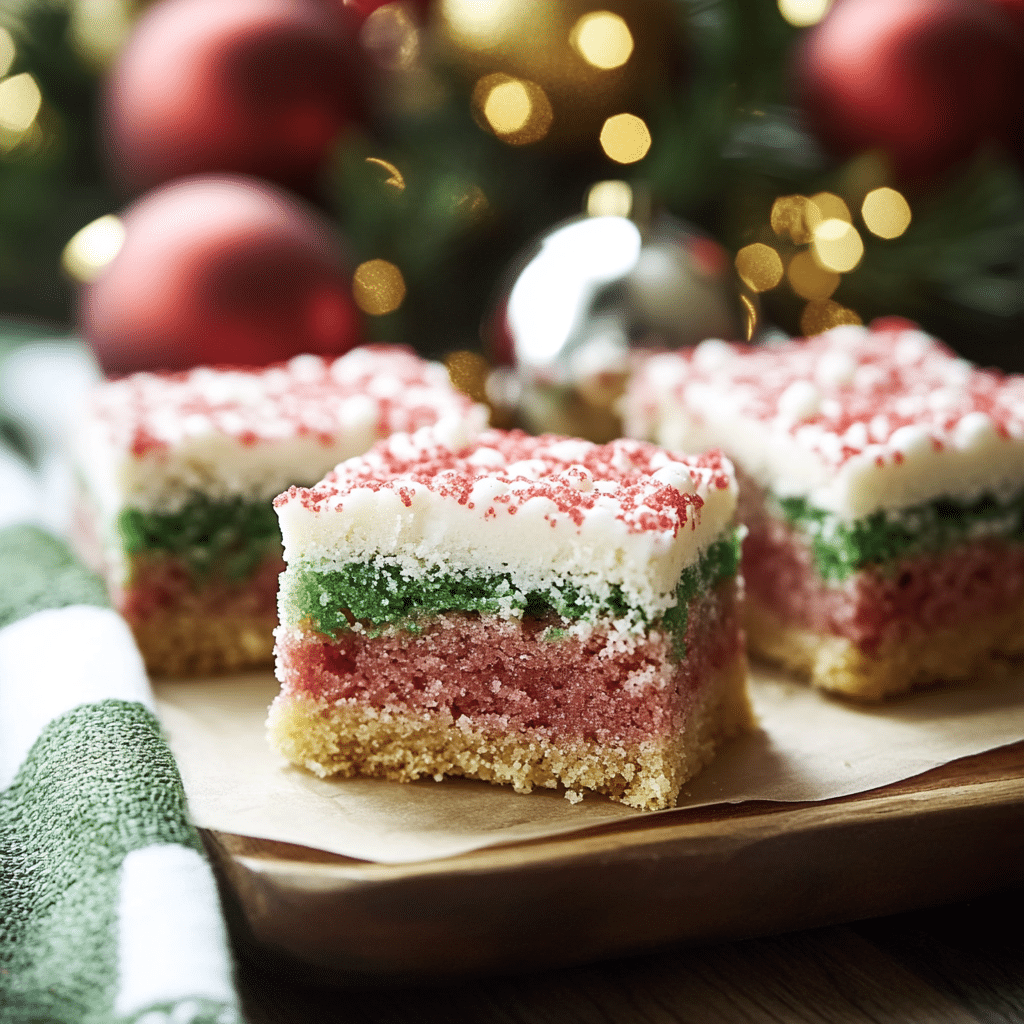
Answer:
[
  {"xmin": 815, "ymin": 349, "xmax": 858, "ymax": 388},
  {"xmin": 778, "ymin": 380, "xmax": 821, "ymax": 421},
  {"xmin": 954, "ymin": 411, "xmax": 998, "ymax": 450},
  {"xmin": 692, "ymin": 338, "xmax": 734, "ymax": 371}
]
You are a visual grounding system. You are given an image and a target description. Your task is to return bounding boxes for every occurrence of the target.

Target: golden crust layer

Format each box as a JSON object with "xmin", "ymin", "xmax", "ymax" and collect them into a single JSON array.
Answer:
[
  {"xmin": 132, "ymin": 611, "xmax": 277, "ymax": 676},
  {"xmin": 745, "ymin": 596, "xmax": 1024, "ymax": 701},
  {"xmin": 266, "ymin": 653, "xmax": 752, "ymax": 811}
]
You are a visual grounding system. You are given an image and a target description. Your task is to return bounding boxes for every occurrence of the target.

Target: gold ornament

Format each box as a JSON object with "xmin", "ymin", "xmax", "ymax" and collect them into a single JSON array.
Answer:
[{"xmin": 432, "ymin": 0, "xmax": 681, "ymax": 150}]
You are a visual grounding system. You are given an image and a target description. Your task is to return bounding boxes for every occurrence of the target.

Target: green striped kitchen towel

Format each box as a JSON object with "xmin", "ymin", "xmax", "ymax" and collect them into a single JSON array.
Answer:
[{"xmin": 0, "ymin": 516, "xmax": 244, "ymax": 1021}]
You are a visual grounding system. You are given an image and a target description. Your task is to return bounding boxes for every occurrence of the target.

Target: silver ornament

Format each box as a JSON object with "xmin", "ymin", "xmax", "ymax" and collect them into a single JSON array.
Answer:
[{"xmin": 486, "ymin": 209, "xmax": 756, "ymax": 441}]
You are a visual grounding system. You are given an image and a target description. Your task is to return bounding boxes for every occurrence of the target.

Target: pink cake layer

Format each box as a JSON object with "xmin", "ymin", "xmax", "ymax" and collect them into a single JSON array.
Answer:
[
  {"xmin": 118, "ymin": 549, "xmax": 284, "ymax": 625},
  {"xmin": 742, "ymin": 509, "xmax": 1024, "ymax": 655},
  {"xmin": 274, "ymin": 586, "xmax": 741, "ymax": 748}
]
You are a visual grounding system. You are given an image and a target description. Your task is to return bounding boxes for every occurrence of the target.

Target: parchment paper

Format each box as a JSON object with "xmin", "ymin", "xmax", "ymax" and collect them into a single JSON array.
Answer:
[
  {"xmin": 10, "ymin": 342, "xmax": 1023, "ymax": 864},
  {"xmin": 153, "ymin": 665, "xmax": 1024, "ymax": 865}
]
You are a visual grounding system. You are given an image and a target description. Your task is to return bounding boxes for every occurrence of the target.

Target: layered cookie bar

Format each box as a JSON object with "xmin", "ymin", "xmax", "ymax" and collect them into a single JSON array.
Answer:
[
  {"xmin": 623, "ymin": 321, "xmax": 1024, "ymax": 699},
  {"xmin": 72, "ymin": 346, "xmax": 485, "ymax": 676},
  {"xmin": 269, "ymin": 426, "xmax": 751, "ymax": 810}
]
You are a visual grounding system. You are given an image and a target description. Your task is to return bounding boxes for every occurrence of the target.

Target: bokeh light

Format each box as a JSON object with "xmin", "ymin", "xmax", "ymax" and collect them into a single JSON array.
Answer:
[
  {"xmin": 810, "ymin": 191, "xmax": 851, "ymax": 224},
  {"xmin": 445, "ymin": 349, "xmax": 490, "ymax": 403},
  {"xmin": 787, "ymin": 250, "xmax": 840, "ymax": 300},
  {"xmin": 485, "ymin": 78, "xmax": 531, "ymax": 132},
  {"xmin": 0, "ymin": 72, "xmax": 41, "ymax": 134},
  {"xmin": 600, "ymin": 113, "xmax": 651, "ymax": 164},
  {"xmin": 861, "ymin": 187, "xmax": 912, "ymax": 239},
  {"xmin": 586, "ymin": 180, "xmax": 633, "ymax": 218},
  {"xmin": 770, "ymin": 195, "xmax": 817, "ymax": 245},
  {"xmin": 777, "ymin": 0, "xmax": 832, "ymax": 27},
  {"xmin": 360, "ymin": 3, "xmax": 420, "ymax": 71},
  {"xmin": 0, "ymin": 27, "xmax": 16, "ymax": 77},
  {"xmin": 473, "ymin": 73, "xmax": 553, "ymax": 145},
  {"xmin": 365, "ymin": 157, "xmax": 405, "ymax": 190},
  {"xmin": 735, "ymin": 243, "xmax": 783, "ymax": 292},
  {"xmin": 61, "ymin": 214, "xmax": 126, "ymax": 283},
  {"xmin": 440, "ymin": 0, "xmax": 521, "ymax": 49},
  {"xmin": 800, "ymin": 299, "xmax": 862, "ymax": 336},
  {"xmin": 69, "ymin": 0, "xmax": 133, "ymax": 68},
  {"xmin": 353, "ymin": 259, "xmax": 406, "ymax": 315},
  {"xmin": 812, "ymin": 218, "xmax": 864, "ymax": 272},
  {"xmin": 570, "ymin": 11, "xmax": 634, "ymax": 70}
]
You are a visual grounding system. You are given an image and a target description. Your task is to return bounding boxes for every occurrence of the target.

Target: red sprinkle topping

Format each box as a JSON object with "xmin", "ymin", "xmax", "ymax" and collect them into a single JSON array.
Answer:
[
  {"xmin": 630, "ymin": 323, "xmax": 1024, "ymax": 470},
  {"xmin": 86, "ymin": 346, "xmax": 477, "ymax": 458},
  {"xmin": 279, "ymin": 428, "xmax": 733, "ymax": 537}
]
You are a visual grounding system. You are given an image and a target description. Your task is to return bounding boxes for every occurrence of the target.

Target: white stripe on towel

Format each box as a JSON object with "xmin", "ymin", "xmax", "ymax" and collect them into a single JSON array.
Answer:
[
  {"xmin": 0, "ymin": 447, "xmax": 42, "ymax": 530},
  {"xmin": 114, "ymin": 843, "xmax": 236, "ymax": 1016},
  {"xmin": 0, "ymin": 604, "xmax": 152, "ymax": 790}
]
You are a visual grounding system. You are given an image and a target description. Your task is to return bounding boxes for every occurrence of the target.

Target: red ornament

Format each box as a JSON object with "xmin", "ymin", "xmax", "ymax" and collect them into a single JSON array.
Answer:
[
  {"xmin": 794, "ymin": 0, "xmax": 1024, "ymax": 183},
  {"xmin": 104, "ymin": 0, "xmax": 363, "ymax": 195},
  {"xmin": 80, "ymin": 176, "xmax": 363, "ymax": 376},
  {"xmin": 988, "ymin": 0, "xmax": 1024, "ymax": 36}
]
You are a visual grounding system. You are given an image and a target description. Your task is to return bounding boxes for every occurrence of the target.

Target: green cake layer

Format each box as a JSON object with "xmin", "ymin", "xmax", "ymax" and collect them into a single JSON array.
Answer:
[
  {"xmin": 778, "ymin": 489, "xmax": 1024, "ymax": 582},
  {"xmin": 279, "ymin": 533, "xmax": 741, "ymax": 657},
  {"xmin": 118, "ymin": 494, "xmax": 281, "ymax": 581}
]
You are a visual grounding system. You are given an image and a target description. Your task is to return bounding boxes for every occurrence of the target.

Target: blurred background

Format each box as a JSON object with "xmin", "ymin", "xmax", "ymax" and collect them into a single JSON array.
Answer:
[{"xmin": 0, "ymin": 0, "xmax": 1022, "ymax": 435}]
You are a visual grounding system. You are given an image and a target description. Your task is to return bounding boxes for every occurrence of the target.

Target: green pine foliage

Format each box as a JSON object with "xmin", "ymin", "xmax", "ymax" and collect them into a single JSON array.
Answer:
[
  {"xmin": 0, "ymin": 0, "xmax": 118, "ymax": 326},
  {"xmin": 0, "ymin": 0, "xmax": 1021, "ymax": 369}
]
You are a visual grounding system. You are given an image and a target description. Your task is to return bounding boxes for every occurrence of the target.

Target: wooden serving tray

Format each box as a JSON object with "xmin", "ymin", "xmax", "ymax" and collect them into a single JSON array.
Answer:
[{"xmin": 205, "ymin": 741, "xmax": 1024, "ymax": 986}]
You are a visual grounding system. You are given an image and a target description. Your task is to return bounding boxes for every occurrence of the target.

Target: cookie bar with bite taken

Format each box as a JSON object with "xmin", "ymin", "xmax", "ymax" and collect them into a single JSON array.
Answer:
[{"xmin": 269, "ymin": 426, "xmax": 751, "ymax": 810}]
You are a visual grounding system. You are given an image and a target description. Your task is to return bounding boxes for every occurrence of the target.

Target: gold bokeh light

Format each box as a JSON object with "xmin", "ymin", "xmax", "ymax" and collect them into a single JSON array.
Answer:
[
  {"xmin": 353, "ymin": 259, "xmax": 406, "ymax": 316},
  {"xmin": 812, "ymin": 219, "xmax": 864, "ymax": 273},
  {"xmin": 735, "ymin": 243, "xmax": 783, "ymax": 293},
  {"xmin": 861, "ymin": 187, "xmax": 912, "ymax": 239},
  {"xmin": 570, "ymin": 11, "xmax": 634, "ymax": 70},
  {"xmin": 810, "ymin": 192, "xmax": 851, "ymax": 224},
  {"xmin": 473, "ymin": 73, "xmax": 553, "ymax": 145},
  {"xmin": 445, "ymin": 349, "xmax": 490, "ymax": 403},
  {"xmin": 69, "ymin": 0, "xmax": 134, "ymax": 69},
  {"xmin": 0, "ymin": 72, "xmax": 42, "ymax": 134},
  {"xmin": 440, "ymin": 0, "xmax": 522, "ymax": 50},
  {"xmin": 801, "ymin": 299, "xmax": 862, "ymax": 336},
  {"xmin": 777, "ymin": 0, "xmax": 832, "ymax": 27},
  {"xmin": 586, "ymin": 180, "xmax": 633, "ymax": 218},
  {"xmin": 484, "ymin": 78, "xmax": 531, "ymax": 133},
  {"xmin": 770, "ymin": 195, "xmax": 817, "ymax": 245},
  {"xmin": 61, "ymin": 214, "xmax": 126, "ymax": 283},
  {"xmin": 787, "ymin": 250, "xmax": 840, "ymax": 300},
  {"xmin": 600, "ymin": 113, "xmax": 651, "ymax": 164}
]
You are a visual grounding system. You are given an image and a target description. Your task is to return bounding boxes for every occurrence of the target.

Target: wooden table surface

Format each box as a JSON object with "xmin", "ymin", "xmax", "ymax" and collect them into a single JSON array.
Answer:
[
  {"xmin": 217, "ymin": 742, "xmax": 1024, "ymax": 1023},
  {"xmin": 236, "ymin": 882, "xmax": 1022, "ymax": 1023}
]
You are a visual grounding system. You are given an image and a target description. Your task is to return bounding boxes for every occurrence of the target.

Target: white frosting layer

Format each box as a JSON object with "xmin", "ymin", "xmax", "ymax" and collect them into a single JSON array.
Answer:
[
  {"xmin": 622, "ymin": 325, "xmax": 1024, "ymax": 520},
  {"xmin": 73, "ymin": 347, "xmax": 487, "ymax": 518},
  {"xmin": 275, "ymin": 427, "xmax": 738, "ymax": 620}
]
